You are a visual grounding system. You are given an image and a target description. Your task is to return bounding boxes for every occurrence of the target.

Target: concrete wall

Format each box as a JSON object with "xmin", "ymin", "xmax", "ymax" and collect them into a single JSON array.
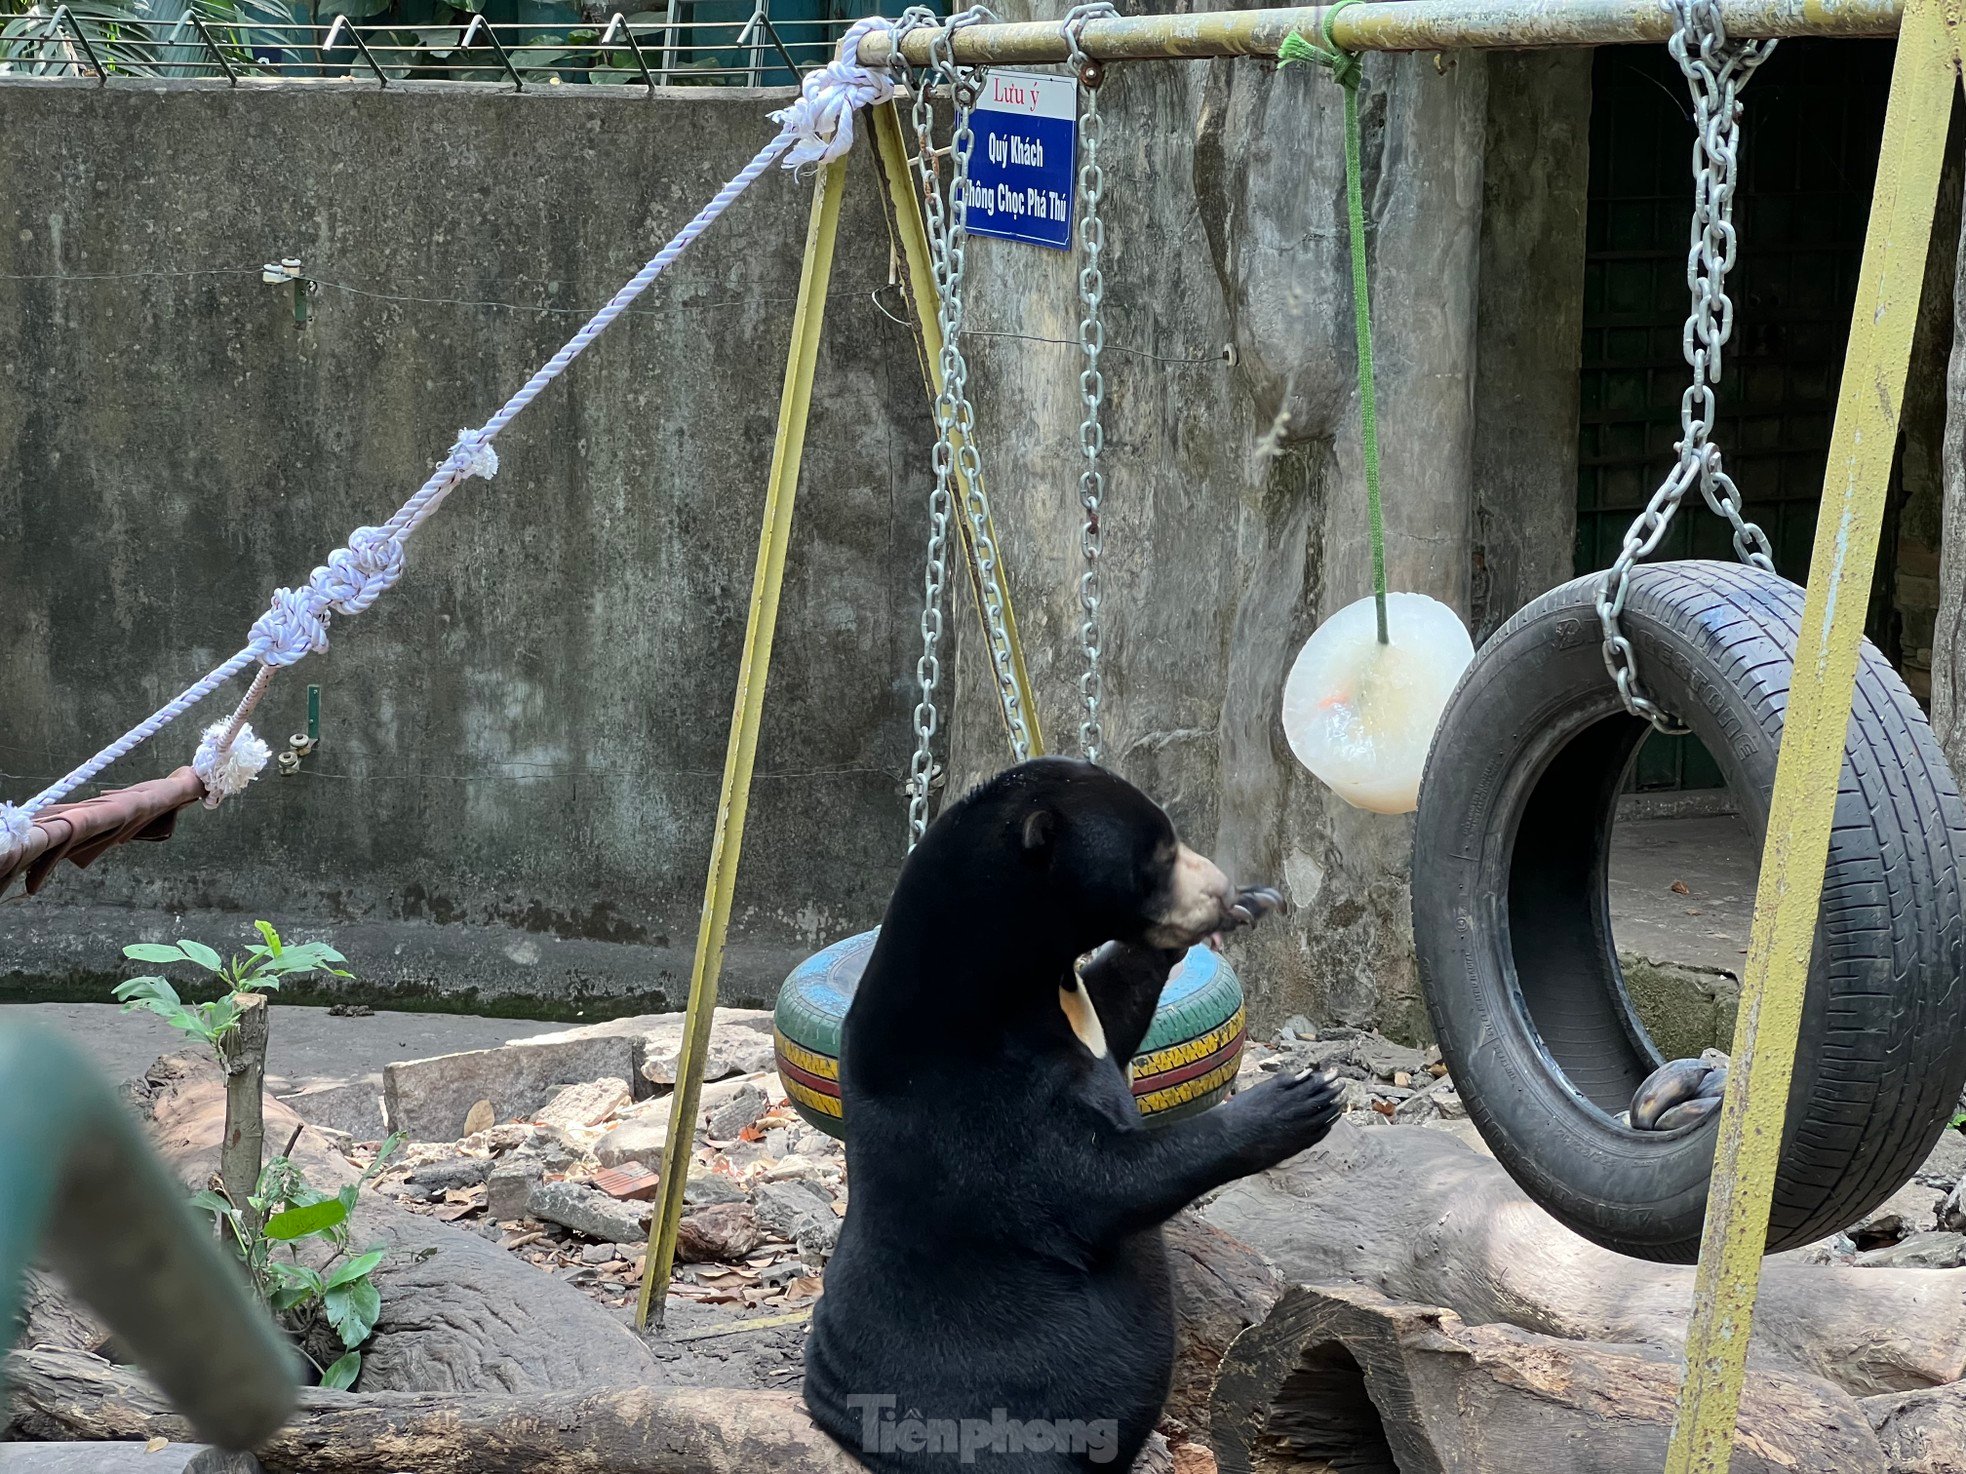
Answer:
[
  {"xmin": 943, "ymin": 25, "xmax": 1591, "ymax": 1040},
  {"xmin": 0, "ymin": 45, "xmax": 1747, "ymax": 1039},
  {"xmin": 0, "ymin": 80, "xmax": 931, "ymax": 1011}
]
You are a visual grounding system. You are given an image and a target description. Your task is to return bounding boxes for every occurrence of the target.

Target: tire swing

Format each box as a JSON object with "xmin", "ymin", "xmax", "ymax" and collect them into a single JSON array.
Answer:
[
  {"xmin": 1410, "ymin": 3, "xmax": 1966, "ymax": 1263},
  {"xmin": 775, "ymin": 8, "xmax": 1246, "ymax": 1141}
]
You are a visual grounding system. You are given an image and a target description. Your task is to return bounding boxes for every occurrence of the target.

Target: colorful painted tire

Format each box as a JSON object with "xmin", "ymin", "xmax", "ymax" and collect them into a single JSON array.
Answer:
[{"xmin": 775, "ymin": 929, "xmax": 1247, "ymax": 1140}]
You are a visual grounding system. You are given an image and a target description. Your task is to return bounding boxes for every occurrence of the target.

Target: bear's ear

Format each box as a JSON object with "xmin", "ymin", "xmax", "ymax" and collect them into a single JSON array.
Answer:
[{"xmin": 1021, "ymin": 807, "xmax": 1059, "ymax": 860}]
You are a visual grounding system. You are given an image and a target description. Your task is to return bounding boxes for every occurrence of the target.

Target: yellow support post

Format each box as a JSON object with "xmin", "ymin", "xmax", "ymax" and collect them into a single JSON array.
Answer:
[
  {"xmin": 1665, "ymin": 1, "xmax": 1960, "ymax": 1466},
  {"xmin": 635, "ymin": 153, "xmax": 850, "ymax": 1331},
  {"xmin": 870, "ymin": 98, "xmax": 1046, "ymax": 758}
]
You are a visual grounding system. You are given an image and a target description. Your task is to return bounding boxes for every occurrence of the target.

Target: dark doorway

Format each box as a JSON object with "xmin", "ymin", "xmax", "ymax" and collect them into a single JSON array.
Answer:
[{"xmin": 1574, "ymin": 39, "xmax": 1901, "ymax": 792}]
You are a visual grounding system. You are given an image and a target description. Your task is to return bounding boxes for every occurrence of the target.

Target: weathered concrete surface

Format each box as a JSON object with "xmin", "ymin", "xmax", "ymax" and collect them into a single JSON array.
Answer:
[
  {"xmin": 1468, "ymin": 50, "xmax": 1591, "ymax": 643},
  {"xmin": 948, "ymin": 27, "xmax": 1496, "ymax": 1038},
  {"xmin": 0, "ymin": 80, "xmax": 928, "ymax": 1009}
]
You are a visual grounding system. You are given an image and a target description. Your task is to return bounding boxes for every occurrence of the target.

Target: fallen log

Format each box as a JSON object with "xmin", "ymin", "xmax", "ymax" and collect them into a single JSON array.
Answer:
[
  {"xmin": 4, "ymin": 1349, "xmax": 861, "ymax": 1474},
  {"xmin": 1204, "ymin": 1121, "xmax": 1966, "ymax": 1396},
  {"xmin": 1861, "ymin": 1380, "xmax": 1966, "ymax": 1474},
  {"xmin": 1208, "ymin": 1284, "xmax": 1888, "ymax": 1474},
  {"xmin": 1163, "ymin": 1211, "xmax": 1282, "ymax": 1436}
]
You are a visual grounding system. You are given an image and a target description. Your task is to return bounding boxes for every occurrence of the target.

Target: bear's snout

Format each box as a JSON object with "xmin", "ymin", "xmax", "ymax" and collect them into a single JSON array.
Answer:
[{"xmin": 1142, "ymin": 844, "xmax": 1235, "ymax": 948}]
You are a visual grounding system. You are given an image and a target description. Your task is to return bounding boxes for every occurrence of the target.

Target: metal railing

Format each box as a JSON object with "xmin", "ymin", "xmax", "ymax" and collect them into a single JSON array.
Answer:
[
  {"xmin": 0, "ymin": 1021, "xmax": 296, "ymax": 1450},
  {"xmin": 0, "ymin": 3, "xmax": 841, "ymax": 88}
]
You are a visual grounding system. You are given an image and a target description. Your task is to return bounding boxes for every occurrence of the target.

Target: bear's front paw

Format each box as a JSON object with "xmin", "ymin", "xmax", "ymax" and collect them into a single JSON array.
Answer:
[
  {"xmin": 1203, "ymin": 885, "xmax": 1288, "ymax": 951},
  {"xmin": 1236, "ymin": 1065, "xmax": 1345, "ymax": 1162}
]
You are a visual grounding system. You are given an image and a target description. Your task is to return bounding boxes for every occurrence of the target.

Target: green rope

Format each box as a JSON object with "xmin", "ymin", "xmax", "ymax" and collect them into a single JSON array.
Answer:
[{"xmin": 1280, "ymin": 1, "xmax": 1388, "ymax": 645}]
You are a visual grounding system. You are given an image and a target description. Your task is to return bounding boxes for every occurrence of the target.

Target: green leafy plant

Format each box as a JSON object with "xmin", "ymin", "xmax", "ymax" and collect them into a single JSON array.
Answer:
[
  {"xmin": 114, "ymin": 920, "xmax": 350, "ymax": 1058},
  {"xmin": 194, "ymin": 1132, "xmax": 406, "ymax": 1389}
]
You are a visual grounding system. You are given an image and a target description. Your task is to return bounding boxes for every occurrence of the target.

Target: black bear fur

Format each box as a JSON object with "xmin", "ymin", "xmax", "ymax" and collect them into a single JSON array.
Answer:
[{"xmin": 804, "ymin": 758, "xmax": 1343, "ymax": 1471}]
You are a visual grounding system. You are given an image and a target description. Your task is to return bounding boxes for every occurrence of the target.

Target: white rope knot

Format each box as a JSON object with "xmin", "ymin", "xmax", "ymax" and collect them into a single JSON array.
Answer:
[
  {"xmin": 451, "ymin": 427, "xmax": 500, "ymax": 482},
  {"xmin": 0, "ymin": 801, "xmax": 34, "ymax": 858},
  {"xmin": 771, "ymin": 16, "xmax": 897, "ymax": 169},
  {"xmin": 250, "ymin": 586, "xmax": 333, "ymax": 668},
  {"xmin": 193, "ymin": 719, "xmax": 272, "ymax": 801},
  {"xmin": 317, "ymin": 526, "xmax": 406, "ymax": 616}
]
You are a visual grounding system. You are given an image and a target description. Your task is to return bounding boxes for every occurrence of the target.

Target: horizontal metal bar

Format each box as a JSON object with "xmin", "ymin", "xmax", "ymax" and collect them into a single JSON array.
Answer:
[{"xmin": 854, "ymin": 0, "xmax": 1902, "ymax": 65}]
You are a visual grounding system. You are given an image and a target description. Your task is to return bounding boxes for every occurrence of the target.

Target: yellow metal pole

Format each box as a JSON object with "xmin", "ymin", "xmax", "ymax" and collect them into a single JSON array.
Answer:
[
  {"xmin": 635, "ymin": 153, "xmax": 850, "ymax": 1331},
  {"xmin": 1664, "ymin": 1, "xmax": 1959, "ymax": 1465},
  {"xmin": 870, "ymin": 98, "xmax": 1046, "ymax": 758},
  {"xmin": 852, "ymin": 0, "xmax": 1901, "ymax": 67}
]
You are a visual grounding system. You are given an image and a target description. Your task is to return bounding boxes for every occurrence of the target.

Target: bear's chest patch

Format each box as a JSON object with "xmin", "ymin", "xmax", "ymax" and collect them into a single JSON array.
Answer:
[{"xmin": 1059, "ymin": 977, "xmax": 1109, "ymax": 1059}]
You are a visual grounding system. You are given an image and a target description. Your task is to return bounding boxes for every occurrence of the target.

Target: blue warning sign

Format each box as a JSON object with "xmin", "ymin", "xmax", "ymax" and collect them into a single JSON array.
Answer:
[{"xmin": 963, "ymin": 69, "xmax": 1077, "ymax": 251}]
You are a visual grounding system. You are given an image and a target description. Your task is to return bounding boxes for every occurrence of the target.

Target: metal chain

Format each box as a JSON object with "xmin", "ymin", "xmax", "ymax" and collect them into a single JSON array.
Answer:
[
  {"xmin": 900, "ymin": 5, "xmax": 1032, "ymax": 849},
  {"xmin": 1596, "ymin": 0, "xmax": 1775, "ymax": 732},
  {"xmin": 1064, "ymin": 2, "xmax": 1115, "ymax": 765},
  {"xmin": 898, "ymin": 5, "xmax": 953, "ymax": 849}
]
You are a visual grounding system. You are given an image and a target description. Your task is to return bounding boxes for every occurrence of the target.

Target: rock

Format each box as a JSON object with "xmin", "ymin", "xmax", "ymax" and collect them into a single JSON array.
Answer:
[
  {"xmin": 528, "ymin": 1180, "xmax": 650, "ymax": 1244},
  {"xmin": 383, "ymin": 1036, "xmax": 635, "ymax": 1141},
  {"xmin": 706, "ymin": 1083, "xmax": 770, "ymax": 1141},
  {"xmin": 685, "ymin": 1168, "xmax": 749, "ymax": 1207},
  {"xmin": 796, "ymin": 1215, "xmax": 841, "ymax": 1264},
  {"xmin": 518, "ymin": 1007, "xmax": 774, "ymax": 1083},
  {"xmin": 1335, "ymin": 1078, "xmax": 1377, "ymax": 1113},
  {"xmin": 1942, "ymin": 1181, "xmax": 1966, "ymax": 1234},
  {"xmin": 790, "ymin": 1128, "xmax": 840, "ymax": 1160},
  {"xmin": 763, "ymin": 1154, "xmax": 828, "ymax": 1182},
  {"xmin": 274, "ymin": 1077, "xmax": 385, "ymax": 1139},
  {"xmin": 593, "ymin": 1099, "xmax": 674, "ymax": 1170},
  {"xmin": 592, "ymin": 1075, "xmax": 771, "ymax": 1168},
  {"xmin": 487, "ymin": 1163, "xmax": 541, "ymax": 1221},
  {"xmin": 642, "ymin": 1028, "xmax": 777, "ymax": 1088},
  {"xmin": 534, "ymin": 1077, "xmax": 633, "ymax": 1133},
  {"xmin": 581, "ymin": 1241, "xmax": 625, "ymax": 1265},
  {"xmin": 754, "ymin": 1178, "xmax": 836, "ymax": 1243},
  {"xmin": 1848, "ymin": 1180, "xmax": 1943, "ymax": 1247},
  {"xmin": 1918, "ymin": 1127, "xmax": 1966, "ymax": 1189},
  {"xmin": 1772, "ymin": 1232, "xmax": 1858, "ymax": 1267},
  {"xmin": 1282, "ymin": 1015, "xmax": 1314, "ymax": 1039},
  {"xmin": 0, "ymin": 1448, "xmax": 245, "ymax": 1472},
  {"xmin": 1853, "ymin": 1231, "xmax": 1966, "ymax": 1270},
  {"xmin": 1352, "ymin": 1034, "xmax": 1430, "ymax": 1081},
  {"xmin": 1395, "ymin": 1075, "xmax": 1466, "ymax": 1124},
  {"xmin": 675, "ymin": 1203, "xmax": 765, "ymax": 1263},
  {"xmin": 1169, "ymin": 1443, "xmax": 1217, "ymax": 1474},
  {"xmin": 408, "ymin": 1156, "xmax": 495, "ymax": 1192}
]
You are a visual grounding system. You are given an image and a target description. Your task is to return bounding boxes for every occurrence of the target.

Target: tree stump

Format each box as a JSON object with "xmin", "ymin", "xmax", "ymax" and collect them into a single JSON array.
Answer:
[{"xmin": 1208, "ymin": 1284, "xmax": 1888, "ymax": 1474}]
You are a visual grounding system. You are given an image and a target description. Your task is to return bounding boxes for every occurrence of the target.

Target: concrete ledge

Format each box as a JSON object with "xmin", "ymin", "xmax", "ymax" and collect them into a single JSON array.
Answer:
[{"xmin": 0, "ymin": 902, "xmax": 812, "ymax": 1017}]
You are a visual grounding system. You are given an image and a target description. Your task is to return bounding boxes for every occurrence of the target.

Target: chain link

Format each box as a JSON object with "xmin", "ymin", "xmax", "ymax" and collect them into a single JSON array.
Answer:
[
  {"xmin": 1596, "ymin": 0, "xmax": 1775, "ymax": 732},
  {"xmin": 1064, "ymin": 2, "xmax": 1115, "ymax": 765},
  {"xmin": 899, "ymin": 5, "xmax": 1033, "ymax": 848}
]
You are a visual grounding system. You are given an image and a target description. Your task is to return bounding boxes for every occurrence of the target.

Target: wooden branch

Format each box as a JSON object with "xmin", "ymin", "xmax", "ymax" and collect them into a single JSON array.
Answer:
[
  {"xmin": 1208, "ymin": 1284, "xmax": 1888, "ymax": 1474},
  {"xmin": 5, "ymin": 1349, "xmax": 860, "ymax": 1474},
  {"xmin": 219, "ymin": 996, "xmax": 269, "ymax": 1234},
  {"xmin": 1204, "ymin": 1121, "xmax": 1966, "ymax": 1396}
]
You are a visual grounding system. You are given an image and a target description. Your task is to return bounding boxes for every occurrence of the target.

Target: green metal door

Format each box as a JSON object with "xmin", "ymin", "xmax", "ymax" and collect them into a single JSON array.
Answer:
[{"xmin": 1575, "ymin": 39, "xmax": 1901, "ymax": 791}]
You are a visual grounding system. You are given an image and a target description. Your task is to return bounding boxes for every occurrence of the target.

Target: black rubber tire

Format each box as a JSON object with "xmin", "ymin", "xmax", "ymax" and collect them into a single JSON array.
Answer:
[{"xmin": 1412, "ymin": 561, "xmax": 1966, "ymax": 1261}]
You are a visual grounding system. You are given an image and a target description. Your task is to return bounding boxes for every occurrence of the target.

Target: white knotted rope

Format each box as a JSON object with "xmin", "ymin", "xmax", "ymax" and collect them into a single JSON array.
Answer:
[
  {"xmin": 193, "ymin": 719, "xmax": 272, "ymax": 800},
  {"xmin": 10, "ymin": 17, "xmax": 899, "ymax": 821}
]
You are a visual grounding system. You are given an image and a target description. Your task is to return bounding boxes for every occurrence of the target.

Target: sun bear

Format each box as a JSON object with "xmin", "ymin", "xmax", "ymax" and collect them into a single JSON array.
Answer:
[{"xmin": 804, "ymin": 757, "xmax": 1343, "ymax": 1471}]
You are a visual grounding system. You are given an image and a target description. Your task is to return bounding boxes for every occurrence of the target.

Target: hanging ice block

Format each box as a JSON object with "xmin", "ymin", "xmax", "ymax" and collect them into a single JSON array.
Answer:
[{"xmin": 1282, "ymin": 592, "xmax": 1475, "ymax": 815}]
